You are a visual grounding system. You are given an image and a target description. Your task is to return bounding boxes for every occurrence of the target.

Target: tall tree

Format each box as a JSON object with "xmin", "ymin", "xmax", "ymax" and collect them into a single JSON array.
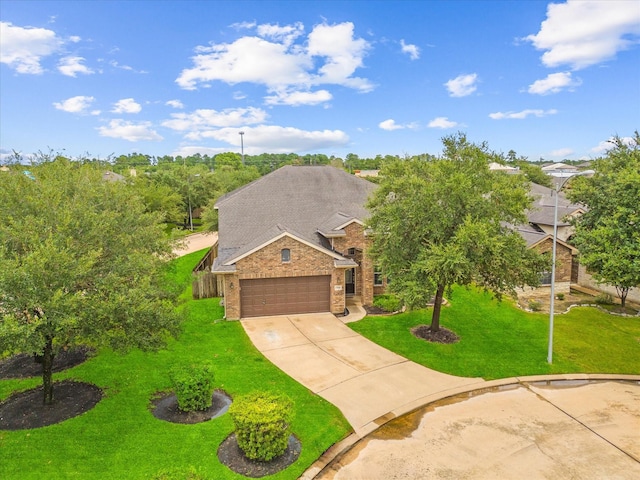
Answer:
[
  {"xmin": 0, "ymin": 160, "xmax": 181, "ymax": 404},
  {"xmin": 567, "ymin": 133, "xmax": 640, "ymax": 307},
  {"xmin": 367, "ymin": 134, "xmax": 545, "ymax": 332}
]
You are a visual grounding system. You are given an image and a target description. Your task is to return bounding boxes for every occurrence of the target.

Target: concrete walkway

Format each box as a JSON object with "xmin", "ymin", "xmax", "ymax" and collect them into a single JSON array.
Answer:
[
  {"xmin": 172, "ymin": 232, "xmax": 217, "ymax": 257},
  {"xmin": 240, "ymin": 312, "xmax": 486, "ymax": 437}
]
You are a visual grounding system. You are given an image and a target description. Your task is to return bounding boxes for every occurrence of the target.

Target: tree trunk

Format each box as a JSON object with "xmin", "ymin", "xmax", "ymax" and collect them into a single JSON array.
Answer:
[
  {"xmin": 616, "ymin": 286, "xmax": 629, "ymax": 308},
  {"xmin": 42, "ymin": 336, "xmax": 55, "ymax": 405},
  {"xmin": 430, "ymin": 284, "xmax": 446, "ymax": 332}
]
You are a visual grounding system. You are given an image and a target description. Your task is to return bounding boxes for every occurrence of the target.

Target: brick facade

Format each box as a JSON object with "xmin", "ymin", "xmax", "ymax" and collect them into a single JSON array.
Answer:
[
  {"xmin": 534, "ymin": 237, "xmax": 574, "ymax": 284},
  {"xmin": 331, "ymin": 222, "xmax": 377, "ymax": 306},
  {"xmin": 223, "ymin": 236, "xmax": 347, "ymax": 319}
]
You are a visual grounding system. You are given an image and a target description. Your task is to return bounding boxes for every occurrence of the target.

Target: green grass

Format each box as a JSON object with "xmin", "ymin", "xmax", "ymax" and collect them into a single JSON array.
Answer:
[
  {"xmin": 0, "ymin": 250, "xmax": 350, "ymax": 480},
  {"xmin": 350, "ymin": 286, "xmax": 640, "ymax": 380}
]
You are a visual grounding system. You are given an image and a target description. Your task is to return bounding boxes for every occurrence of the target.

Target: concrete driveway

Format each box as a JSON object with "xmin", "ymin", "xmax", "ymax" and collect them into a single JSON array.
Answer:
[{"xmin": 241, "ymin": 313, "xmax": 486, "ymax": 437}]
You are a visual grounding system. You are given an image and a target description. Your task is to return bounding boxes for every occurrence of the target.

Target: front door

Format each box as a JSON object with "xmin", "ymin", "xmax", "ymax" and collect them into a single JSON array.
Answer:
[{"xmin": 345, "ymin": 268, "xmax": 355, "ymax": 295}]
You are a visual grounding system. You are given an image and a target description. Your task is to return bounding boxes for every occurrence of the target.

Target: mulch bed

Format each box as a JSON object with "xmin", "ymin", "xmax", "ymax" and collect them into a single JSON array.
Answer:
[
  {"xmin": 0, "ymin": 380, "xmax": 103, "ymax": 430},
  {"xmin": 151, "ymin": 390, "xmax": 232, "ymax": 424},
  {"xmin": 0, "ymin": 346, "xmax": 94, "ymax": 379},
  {"xmin": 411, "ymin": 325, "xmax": 460, "ymax": 344},
  {"xmin": 218, "ymin": 433, "xmax": 301, "ymax": 477},
  {"xmin": 363, "ymin": 305, "xmax": 393, "ymax": 315}
]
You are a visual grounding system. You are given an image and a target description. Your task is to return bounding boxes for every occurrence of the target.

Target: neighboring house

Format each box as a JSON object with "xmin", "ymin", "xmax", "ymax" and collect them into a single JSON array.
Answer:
[
  {"xmin": 515, "ymin": 224, "xmax": 579, "ymax": 293},
  {"xmin": 211, "ymin": 165, "xmax": 383, "ymax": 319},
  {"xmin": 526, "ymin": 183, "xmax": 584, "ymax": 242}
]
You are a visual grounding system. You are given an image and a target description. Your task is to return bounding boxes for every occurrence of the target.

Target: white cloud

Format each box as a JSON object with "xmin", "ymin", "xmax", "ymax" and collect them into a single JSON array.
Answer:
[
  {"xmin": 400, "ymin": 39, "xmax": 420, "ymax": 60},
  {"xmin": 550, "ymin": 148, "xmax": 574, "ymax": 157},
  {"xmin": 0, "ymin": 21, "xmax": 62, "ymax": 74},
  {"xmin": 166, "ymin": 99, "xmax": 184, "ymax": 109},
  {"xmin": 57, "ymin": 56, "xmax": 94, "ymax": 77},
  {"xmin": 53, "ymin": 95, "xmax": 96, "ymax": 114},
  {"xmin": 97, "ymin": 120, "xmax": 162, "ymax": 142},
  {"xmin": 190, "ymin": 125, "xmax": 349, "ymax": 154},
  {"xmin": 489, "ymin": 109, "xmax": 558, "ymax": 120},
  {"xmin": 591, "ymin": 135, "xmax": 635, "ymax": 153},
  {"xmin": 162, "ymin": 107, "xmax": 268, "ymax": 138},
  {"xmin": 112, "ymin": 98, "xmax": 142, "ymax": 114},
  {"xmin": 265, "ymin": 89, "xmax": 332, "ymax": 106},
  {"xmin": 307, "ymin": 22, "xmax": 373, "ymax": 92},
  {"xmin": 256, "ymin": 22, "xmax": 304, "ymax": 47},
  {"xmin": 525, "ymin": 0, "xmax": 640, "ymax": 70},
  {"xmin": 176, "ymin": 21, "xmax": 373, "ymax": 99},
  {"xmin": 428, "ymin": 117, "xmax": 459, "ymax": 129},
  {"xmin": 528, "ymin": 71, "xmax": 581, "ymax": 95},
  {"xmin": 445, "ymin": 73, "xmax": 478, "ymax": 97},
  {"xmin": 379, "ymin": 119, "xmax": 404, "ymax": 131}
]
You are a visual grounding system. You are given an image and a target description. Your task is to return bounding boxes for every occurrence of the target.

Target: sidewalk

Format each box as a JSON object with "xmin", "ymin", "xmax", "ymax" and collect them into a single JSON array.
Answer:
[{"xmin": 172, "ymin": 232, "xmax": 218, "ymax": 257}]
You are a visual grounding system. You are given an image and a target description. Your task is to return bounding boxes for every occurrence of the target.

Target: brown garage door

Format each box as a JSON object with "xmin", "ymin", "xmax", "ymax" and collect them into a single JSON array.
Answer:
[{"xmin": 240, "ymin": 275, "xmax": 331, "ymax": 318}]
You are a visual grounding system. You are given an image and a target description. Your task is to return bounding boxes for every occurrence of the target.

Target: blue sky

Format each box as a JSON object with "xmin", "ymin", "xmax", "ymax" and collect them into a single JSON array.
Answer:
[{"xmin": 1, "ymin": 0, "xmax": 639, "ymax": 162}]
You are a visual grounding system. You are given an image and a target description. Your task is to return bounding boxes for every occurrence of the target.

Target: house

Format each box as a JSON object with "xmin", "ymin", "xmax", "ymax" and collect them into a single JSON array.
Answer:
[
  {"xmin": 526, "ymin": 183, "xmax": 585, "ymax": 242},
  {"xmin": 515, "ymin": 224, "xmax": 579, "ymax": 293},
  {"xmin": 211, "ymin": 165, "xmax": 383, "ymax": 319}
]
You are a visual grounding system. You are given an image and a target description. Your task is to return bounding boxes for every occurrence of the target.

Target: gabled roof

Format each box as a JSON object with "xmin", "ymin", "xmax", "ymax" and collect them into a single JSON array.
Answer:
[
  {"xmin": 527, "ymin": 182, "xmax": 584, "ymax": 226},
  {"xmin": 215, "ymin": 165, "xmax": 376, "ymax": 267},
  {"xmin": 514, "ymin": 223, "xmax": 578, "ymax": 253}
]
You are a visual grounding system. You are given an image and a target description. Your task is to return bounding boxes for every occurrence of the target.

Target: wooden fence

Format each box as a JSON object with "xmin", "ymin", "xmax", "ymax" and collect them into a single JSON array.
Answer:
[{"xmin": 192, "ymin": 248, "xmax": 219, "ymax": 299}]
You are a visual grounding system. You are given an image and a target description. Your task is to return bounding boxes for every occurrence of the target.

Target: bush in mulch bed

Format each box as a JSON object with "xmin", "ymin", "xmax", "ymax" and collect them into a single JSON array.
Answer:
[
  {"xmin": 217, "ymin": 432, "xmax": 301, "ymax": 478},
  {"xmin": 217, "ymin": 391, "xmax": 300, "ymax": 477},
  {"xmin": 0, "ymin": 346, "xmax": 94, "ymax": 379},
  {"xmin": 0, "ymin": 380, "xmax": 103, "ymax": 430},
  {"xmin": 411, "ymin": 325, "xmax": 460, "ymax": 344},
  {"xmin": 168, "ymin": 363, "xmax": 215, "ymax": 413},
  {"xmin": 150, "ymin": 389, "xmax": 232, "ymax": 424}
]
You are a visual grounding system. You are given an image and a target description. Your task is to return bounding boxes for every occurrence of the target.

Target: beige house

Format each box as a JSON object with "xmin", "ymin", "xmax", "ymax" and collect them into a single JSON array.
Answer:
[{"xmin": 211, "ymin": 165, "xmax": 383, "ymax": 319}]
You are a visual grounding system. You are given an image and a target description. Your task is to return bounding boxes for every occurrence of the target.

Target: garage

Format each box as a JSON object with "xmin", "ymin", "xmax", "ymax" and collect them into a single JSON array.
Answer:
[{"xmin": 240, "ymin": 275, "xmax": 331, "ymax": 318}]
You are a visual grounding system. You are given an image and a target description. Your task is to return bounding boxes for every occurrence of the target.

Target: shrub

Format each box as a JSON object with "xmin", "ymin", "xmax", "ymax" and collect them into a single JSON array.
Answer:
[
  {"xmin": 229, "ymin": 392, "xmax": 293, "ymax": 461},
  {"xmin": 556, "ymin": 293, "xmax": 565, "ymax": 301},
  {"xmin": 528, "ymin": 300, "xmax": 542, "ymax": 312},
  {"xmin": 595, "ymin": 293, "xmax": 615, "ymax": 305},
  {"xmin": 169, "ymin": 364, "xmax": 215, "ymax": 412},
  {"xmin": 373, "ymin": 294, "xmax": 402, "ymax": 313}
]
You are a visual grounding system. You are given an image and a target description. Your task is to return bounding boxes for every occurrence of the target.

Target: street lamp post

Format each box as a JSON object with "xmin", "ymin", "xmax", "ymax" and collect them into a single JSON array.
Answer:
[
  {"xmin": 239, "ymin": 131, "xmax": 245, "ymax": 165},
  {"xmin": 547, "ymin": 172, "xmax": 585, "ymax": 364}
]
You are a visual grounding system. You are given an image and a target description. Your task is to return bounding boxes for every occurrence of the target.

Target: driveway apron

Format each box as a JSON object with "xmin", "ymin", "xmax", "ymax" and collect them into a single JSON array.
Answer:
[{"xmin": 241, "ymin": 313, "xmax": 485, "ymax": 437}]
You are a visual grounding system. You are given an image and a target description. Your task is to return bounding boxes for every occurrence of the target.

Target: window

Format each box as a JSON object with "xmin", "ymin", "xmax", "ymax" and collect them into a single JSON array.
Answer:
[
  {"xmin": 281, "ymin": 248, "xmax": 291, "ymax": 262},
  {"xmin": 348, "ymin": 248, "xmax": 356, "ymax": 255},
  {"xmin": 374, "ymin": 267, "xmax": 384, "ymax": 286},
  {"xmin": 539, "ymin": 271, "xmax": 552, "ymax": 285}
]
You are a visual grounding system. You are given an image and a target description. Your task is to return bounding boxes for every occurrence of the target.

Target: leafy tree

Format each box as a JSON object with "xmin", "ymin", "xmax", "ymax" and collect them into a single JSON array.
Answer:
[
  {"xmin": 201, "ymin": 165, "xmax": 261, "ymax": 231},
  {"xmin": 367, "ymin": 134, "xmax": 545, "ymax": 332},
  {"xmin": 0, "ymin": 160, "xmax": 181, "ymax": 404},
  {"xmin": 567, "ymin": 133, "xmax": 640, "ymax": 307}
]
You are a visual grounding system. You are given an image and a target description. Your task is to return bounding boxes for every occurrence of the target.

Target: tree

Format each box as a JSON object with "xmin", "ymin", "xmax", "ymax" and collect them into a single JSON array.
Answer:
[
  {"xmin": 0, "ymin": 160, "xmax": 181, "ymax": 404},
  {"xmin": 367, "ymin": 134, "xmax": 545, "ymax": 332},
  {"xmin": 567, "ymin": 133, "xmax": 640, "ymax": 307}
]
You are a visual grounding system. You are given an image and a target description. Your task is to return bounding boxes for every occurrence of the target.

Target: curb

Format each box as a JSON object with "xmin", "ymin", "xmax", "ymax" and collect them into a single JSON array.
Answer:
[{"xmin": 301, "ymin": 373, "xmax": 640, "ymax": 479}]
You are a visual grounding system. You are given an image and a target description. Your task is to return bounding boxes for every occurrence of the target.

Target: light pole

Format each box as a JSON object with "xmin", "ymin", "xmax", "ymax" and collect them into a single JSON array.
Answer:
[
  {"xmin": 547, "ymin": 172, "xmax": 585, "ymax": 364},
  {"xmin": 239, "ymin": 131, "xmax": 245, "ymax": 165}
]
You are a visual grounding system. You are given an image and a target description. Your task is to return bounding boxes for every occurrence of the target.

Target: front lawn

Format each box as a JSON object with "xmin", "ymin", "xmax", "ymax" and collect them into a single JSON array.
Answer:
[
  {"xmin": 0, "ymin": 250, "xmax": 350, "ymax": 480},
  {"xmin": 350, "ymin": 286, "xmax": 640, "ymax": 379}
]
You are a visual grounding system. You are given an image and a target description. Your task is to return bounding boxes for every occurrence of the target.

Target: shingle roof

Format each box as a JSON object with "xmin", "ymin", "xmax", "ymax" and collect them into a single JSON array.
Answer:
[
  {"xmin": 215, "ymin": 165, "xmax": 377, "ymax": 266},
  {"xmin": 527, "ymin": 183, "xmax": 583, "ymax": 226}
]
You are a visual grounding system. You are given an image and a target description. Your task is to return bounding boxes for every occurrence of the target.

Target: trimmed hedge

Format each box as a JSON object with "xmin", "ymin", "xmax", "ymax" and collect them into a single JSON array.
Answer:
[
  {"xmin": 169, "ymin": 364, "xmax": 215, "ymax": 412},
  {"xmin": 229, "ymin": 392, "xmax": 293, "ymax": 461}
]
